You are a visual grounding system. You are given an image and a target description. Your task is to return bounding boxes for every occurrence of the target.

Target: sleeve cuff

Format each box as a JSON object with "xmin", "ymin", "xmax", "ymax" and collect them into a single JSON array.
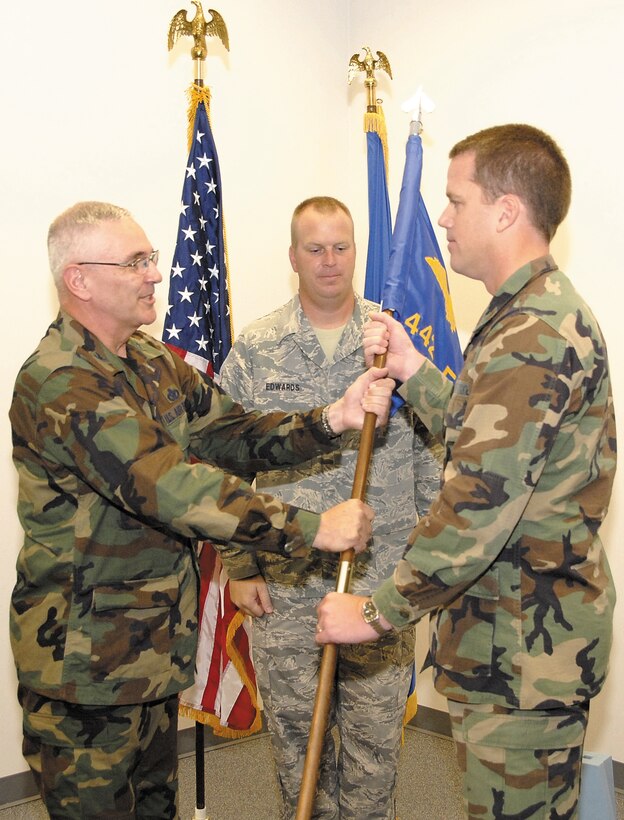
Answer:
[
  {"xmin": 282, "ymin": 508, "xmax": 321, "ymax": 556},
  {"xmin": 372, "ymin": 577, "xmax": 417, "ymax": 629}
]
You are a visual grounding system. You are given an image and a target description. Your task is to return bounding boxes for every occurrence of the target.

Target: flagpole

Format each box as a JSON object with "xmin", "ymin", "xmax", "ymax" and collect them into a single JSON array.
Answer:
[
  {"xmin": 296, "ymin": 357, "xmax": 386, "ymax": 820},
  {"xmin": 295, "ymin": 48, "xmax": 392, "ymax": 820},
  {"xmin": 191, "ymin": 37, "xmax": 206, "ymax": 816},
  {"xmin": 167, "ymin": 6, "xmax": 230, "ymax": 819},
  {"xmin": 190, "ymin": 64, "xmax": 208, "ymax": 820},
  {"xmin": 191, "ymin": 54, "xmax": 207, "ymax": 820},
  {"xmin": 193, "ymin": 37, "xmax": 206, "ymax": 820}
]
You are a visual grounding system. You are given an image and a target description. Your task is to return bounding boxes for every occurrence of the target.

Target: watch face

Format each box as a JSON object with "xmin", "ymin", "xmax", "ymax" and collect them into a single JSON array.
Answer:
[
  {"xmin": 362, "ymin": 600, "xmax": 386, "ymax": 635},
  {"xmin": 363, "ymin": 601, "xmax": 378, "ymax": 622}
]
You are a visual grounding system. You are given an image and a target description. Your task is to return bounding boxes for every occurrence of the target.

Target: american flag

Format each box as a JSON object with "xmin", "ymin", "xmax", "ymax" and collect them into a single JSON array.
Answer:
[
  {"xmin": 164, "ymin": 86, "xmax": 260, "ymax": 738},
  {"xmin": 163, "ymin": 96, "xmax": 232, "ymax": 375}
]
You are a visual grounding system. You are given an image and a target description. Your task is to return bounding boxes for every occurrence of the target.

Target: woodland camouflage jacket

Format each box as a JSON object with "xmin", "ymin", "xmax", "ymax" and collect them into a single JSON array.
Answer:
[
  {"xmin": 373, "ymin": 256, "xmax": 617, "ymax": 709},
  {"xmin": 9, "ymin": 312, "xmax": 337, "ymax": 705}
]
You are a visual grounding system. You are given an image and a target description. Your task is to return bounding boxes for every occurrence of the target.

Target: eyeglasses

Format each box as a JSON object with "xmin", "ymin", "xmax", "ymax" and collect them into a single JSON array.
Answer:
[{"xmin": 76, "ymin": 250, "xmax": 160, "ymax": 272}]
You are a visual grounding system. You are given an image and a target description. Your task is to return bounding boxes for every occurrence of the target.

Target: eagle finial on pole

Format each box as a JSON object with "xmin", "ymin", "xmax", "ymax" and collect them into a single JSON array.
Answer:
[
  {"xmin": 168, "ymin": 2, "xmax": 229, "ymax": 82},
  {"xmin": 168, "ymin": 2, "xmax": 229, "ymax": 86},
  {"xmin": 348, "ymin": 46, "xmax": 392, "ymax": 112}
]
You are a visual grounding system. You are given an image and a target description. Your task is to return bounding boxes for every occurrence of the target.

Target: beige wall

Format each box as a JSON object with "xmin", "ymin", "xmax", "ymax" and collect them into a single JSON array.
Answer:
[{"xmin": 1, "ymin": 0, "xmax": 621, "ymax": 781}]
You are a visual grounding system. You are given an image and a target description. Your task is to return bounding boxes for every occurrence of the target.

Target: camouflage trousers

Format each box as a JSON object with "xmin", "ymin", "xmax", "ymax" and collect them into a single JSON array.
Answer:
[
  {"xmin": 19, "ymin": 686, "xmax": 179, "ymax": 819},
  {"xmin": 252, "ymin": 599, "xmax": 416, "ymax": 820},
  {"xmin": 448, "ymin": 699, "xmax": 589, "ymax": 819}
]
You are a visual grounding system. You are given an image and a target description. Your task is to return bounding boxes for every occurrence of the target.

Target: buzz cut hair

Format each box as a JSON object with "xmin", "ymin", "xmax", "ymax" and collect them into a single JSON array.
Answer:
[{"xmin": 291, "ymin": 196, "xmax": 353, "ymax": 247}]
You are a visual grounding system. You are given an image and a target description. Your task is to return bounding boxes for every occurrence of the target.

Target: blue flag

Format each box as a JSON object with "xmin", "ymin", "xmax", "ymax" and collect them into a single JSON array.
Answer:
[
  {"xmin": 364, "ymin": 130, "xmax": 392, "ymax": 303},
  {"xmin": 362, "ymin": 124, "xmax": 423, "ymax": 730},
  {"xmin": 163, "ymin": 98, "xmax": 232, "ymax": 376},
  {"xmin": 382, "ymin": 133, "xmax": 462, "ymax": 381}
]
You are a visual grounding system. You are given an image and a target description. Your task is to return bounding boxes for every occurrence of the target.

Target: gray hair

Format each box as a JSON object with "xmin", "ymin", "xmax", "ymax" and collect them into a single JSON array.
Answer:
[{"xmin": 47, "ymin": 201, "xmax": 132, "ymax": 286}]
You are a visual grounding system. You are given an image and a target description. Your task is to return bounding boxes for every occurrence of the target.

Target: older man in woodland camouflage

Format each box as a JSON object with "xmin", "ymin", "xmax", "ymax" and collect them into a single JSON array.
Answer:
[
  {"xmin": 8, "ymin": 201, "xmax": 394, "ymax": 819},
  {"xmin": 316, "ymin": 125, "xmax": 617, "ymax": 819}
]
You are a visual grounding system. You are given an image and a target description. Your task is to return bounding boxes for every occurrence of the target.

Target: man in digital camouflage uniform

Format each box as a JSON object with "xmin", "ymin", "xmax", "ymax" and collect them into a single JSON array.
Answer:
[
  {"xmin": 218, "ymin": 196, "xmax": 442, "ymax": 820},
  {"xmin": 8, "ymin": 201, "xmax": 394, "ymax": 820},
  {"xmin": 316, "ymin": 125, "xmax": 617, "ymax": 819}
]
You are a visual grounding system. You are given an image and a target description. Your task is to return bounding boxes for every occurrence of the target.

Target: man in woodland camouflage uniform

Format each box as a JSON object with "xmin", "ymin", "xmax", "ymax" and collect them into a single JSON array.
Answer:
[
  {"xmin": 316, "ymin": 125, "xmax": 617, "ymax": 819},
  {"xmin": 218, "ymin": 196, "xmax": 442, "ymax": 819},
  {"xmin": 8, "ymin": 201, "xmax": 394, "ymax": 819}
]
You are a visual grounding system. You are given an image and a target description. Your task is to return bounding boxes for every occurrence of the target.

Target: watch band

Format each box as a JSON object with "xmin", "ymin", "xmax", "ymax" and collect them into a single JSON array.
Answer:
[
  {"xmin": 320, "ymin": 404, "xmax": 340, "ymax": 439},
  {"xmin": 362, "ymin": 599, "xmax": 387, "ymax": 636}
]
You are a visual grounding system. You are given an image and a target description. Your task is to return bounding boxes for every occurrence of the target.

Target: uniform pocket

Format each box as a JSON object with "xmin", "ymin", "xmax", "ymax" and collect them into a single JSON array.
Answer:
[
  {"xmin": 20, "ymin": 686, "xmax": 123, "ymax": 748},
  {"xmin": 433, "ymin": 566, "xmax": 500, "ymax": 677},
  {"xmin": 89, "ymin": 574, "xmax": 181, "ymax": 681}
]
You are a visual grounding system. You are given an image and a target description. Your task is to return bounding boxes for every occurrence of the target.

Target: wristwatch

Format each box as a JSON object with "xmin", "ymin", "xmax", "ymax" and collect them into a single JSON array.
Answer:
[{"xmin": 361, "ymin": 598, "xmax": 387, "ymax": 636}]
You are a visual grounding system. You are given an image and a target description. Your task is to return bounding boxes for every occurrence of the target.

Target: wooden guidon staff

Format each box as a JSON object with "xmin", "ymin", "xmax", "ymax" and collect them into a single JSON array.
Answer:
[{"xmin": 296, "ymin": 343, "xmax": 390, "ymax": 819}]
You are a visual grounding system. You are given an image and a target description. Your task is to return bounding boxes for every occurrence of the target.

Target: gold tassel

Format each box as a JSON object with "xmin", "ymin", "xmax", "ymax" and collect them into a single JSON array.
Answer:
[
  {"xmin": 186, "ymin": 83, "xmax": 212, "ymax": 150},
  {"xmin": 364, "ymin": 106, "xmax": 389, "ymax": 178}
]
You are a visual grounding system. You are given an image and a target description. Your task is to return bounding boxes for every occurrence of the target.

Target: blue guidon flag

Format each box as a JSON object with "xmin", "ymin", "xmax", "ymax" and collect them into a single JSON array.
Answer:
[
  {"xmin": 364, "ymin": 127, "xmax": 393, "ymax": 304},
  {"xmin": 382, "ymin": 132, "xmax": 463, "ymax": 382}
]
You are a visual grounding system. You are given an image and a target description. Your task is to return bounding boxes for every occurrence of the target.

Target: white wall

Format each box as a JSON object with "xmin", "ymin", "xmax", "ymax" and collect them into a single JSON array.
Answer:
[{"xmin": 0, "ymin": 0, "xmax": 621, "ymax": 782}]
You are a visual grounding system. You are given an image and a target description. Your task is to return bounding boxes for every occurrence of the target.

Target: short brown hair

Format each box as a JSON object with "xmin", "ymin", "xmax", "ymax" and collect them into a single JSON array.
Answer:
[{"xmin": 450, "ymin": 124, "xmax": 571, "ymax": 241}]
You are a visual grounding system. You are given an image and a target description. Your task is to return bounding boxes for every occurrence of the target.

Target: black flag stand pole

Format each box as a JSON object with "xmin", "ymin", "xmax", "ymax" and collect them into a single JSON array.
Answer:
[{"xmin": 194, "ymin": 720, "xmax": 206, "ymax": 818}]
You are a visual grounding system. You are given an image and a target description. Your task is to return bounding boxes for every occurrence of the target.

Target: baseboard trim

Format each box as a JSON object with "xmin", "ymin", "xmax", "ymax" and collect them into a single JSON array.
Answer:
[
  {"xmin": 0, "ymin": 769, "xmax": 39, "ymax": 811},
  {"xmin": 408, "ymin": 703, "xmax": 453, "ymax": 739},
  {"xmin": 0, "ymin": 706, "xmax": 620, "ymax": 808}
]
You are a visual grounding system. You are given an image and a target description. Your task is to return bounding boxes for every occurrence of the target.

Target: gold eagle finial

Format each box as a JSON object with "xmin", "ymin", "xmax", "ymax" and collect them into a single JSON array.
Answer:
[
  {"xmin": 168, "ymin": 2, "xmax": 229, "ymax": 60},
  {"xmin": 348, "ymin": 46, "xmax": 392, "ymax": 85}
]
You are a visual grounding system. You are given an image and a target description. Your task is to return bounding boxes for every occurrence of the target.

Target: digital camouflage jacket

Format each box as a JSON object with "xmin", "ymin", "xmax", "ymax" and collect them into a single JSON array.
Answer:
[
  {"xmin": 9, "ymin": 312, "xmax": 339, "ymax": 705},
  {"xmin": 373, "ymin": 256, "xmax": 617, "ymax": 709}
]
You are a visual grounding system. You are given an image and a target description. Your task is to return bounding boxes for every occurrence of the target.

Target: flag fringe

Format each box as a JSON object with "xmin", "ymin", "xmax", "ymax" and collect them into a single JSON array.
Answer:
[
  {"xmin": 178, "ymin": 702, "xmax": 262, "ymax": 739},
  {"xmin": 220, "ymin": 208, "xmax": 235, "ymax": 351},
  {"xmin": 403, "ymin": 693, "xmax": 418, "ymax": 727},
  {"xmin": 401, "ymin": 694, "xmax": 418, "ymax": 745},
  {"xmin": 364, "ymin": 108, "xmax": 389, "ymax": 177},
  {"xmin": 178, "ymin": 607, "xmax": 263, "ymax": 739},
  {"xmin": 225, "ymin": 609, "xmax": 262, "ymax": 724}
]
